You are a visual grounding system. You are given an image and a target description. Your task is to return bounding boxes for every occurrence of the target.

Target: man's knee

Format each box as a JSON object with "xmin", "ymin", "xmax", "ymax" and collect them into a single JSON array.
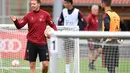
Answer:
[
  {"xmin": 42, "ymin": 61, "xmax": 49, "ymax": 68},
  {"xmin": 30, "ymin": 62, "xmax": 36, "ymax": 69}
]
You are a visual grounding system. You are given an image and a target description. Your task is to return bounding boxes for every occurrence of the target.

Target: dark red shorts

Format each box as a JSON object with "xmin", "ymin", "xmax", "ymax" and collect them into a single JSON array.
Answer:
[{"xmin": 88, "ymin": 39, "xmax": 102, "ymax": 50}]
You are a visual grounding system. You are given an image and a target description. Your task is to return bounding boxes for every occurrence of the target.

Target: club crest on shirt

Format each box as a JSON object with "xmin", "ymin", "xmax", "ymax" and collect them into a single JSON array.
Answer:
[{"xmin": 39, "ymin": 15, "xmax": 44, "ymax": 21}]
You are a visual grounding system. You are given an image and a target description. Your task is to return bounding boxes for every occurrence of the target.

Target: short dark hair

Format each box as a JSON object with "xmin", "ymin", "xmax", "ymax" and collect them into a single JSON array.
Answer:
[
  {"xmin": 37, "ymin": 0, "xmax": 41, "ymax": 3},
  {"xmin": 64, "ymin": 0, "xmax": 73, "ymax": 4},
  {"xmin": 101, "ymin": 0, "xmax": 112, "ymax": 6}
]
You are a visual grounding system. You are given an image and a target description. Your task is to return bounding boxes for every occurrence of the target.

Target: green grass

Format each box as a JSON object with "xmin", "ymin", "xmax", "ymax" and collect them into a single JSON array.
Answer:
[
  {"xmin": 0, "ymin": 58, "xmax": 130, "ymax": 73},
  {"xmin": 57, "ymin": 58, "xmax": 130, "ymax": 73},
  {"xmin": 0, "ymin": 58, "xmax": 41, "ymax": 73},
  {"xmin": 79, "ymin": 58, "xmax": 130, "ymax": 73}
]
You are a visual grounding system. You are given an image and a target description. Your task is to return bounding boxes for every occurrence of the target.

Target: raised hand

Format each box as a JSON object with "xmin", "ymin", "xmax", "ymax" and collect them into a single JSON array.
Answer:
[{"xmin": 10, "ymin": 15, "xmax": 17, "ymax": 21}]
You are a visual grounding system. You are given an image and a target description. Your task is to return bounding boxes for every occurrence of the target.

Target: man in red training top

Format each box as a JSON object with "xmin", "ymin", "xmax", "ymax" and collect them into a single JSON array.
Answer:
[
  {"xmin": 86, "ymin": 5, "xmax": 102, "ymax": 70},
  {"xmin": 86, "ymin": 5, "xmax": 99, "ymax": 31},
  {"xmin": 10, "ymin": 0, "xmax": 57, "ymax": 73}
]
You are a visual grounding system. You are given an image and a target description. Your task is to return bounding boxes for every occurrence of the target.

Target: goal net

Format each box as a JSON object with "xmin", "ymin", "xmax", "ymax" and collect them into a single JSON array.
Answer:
[
  {"xmin": 0, "ymin": 24, "xmax": 42, "ymax": 73},
  {"xmin": 0, "ymin": 24, "xmax": 79, "ymax": 73},
  {"xmin": 50, "ymin": 31, "xmax": 130, "ymax": 73}
]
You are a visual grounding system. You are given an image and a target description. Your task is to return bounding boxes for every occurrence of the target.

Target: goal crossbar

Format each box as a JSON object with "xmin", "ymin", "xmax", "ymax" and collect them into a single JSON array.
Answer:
[{"xmin": 51, "ymin": 31, "xmax": 130, "ymax": 38}]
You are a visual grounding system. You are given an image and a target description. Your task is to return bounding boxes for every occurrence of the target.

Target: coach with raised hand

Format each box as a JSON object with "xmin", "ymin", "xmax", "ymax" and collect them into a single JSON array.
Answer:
[{"xmin": 10, "ymin": 0, "xmax": 57, "ymax": 73}]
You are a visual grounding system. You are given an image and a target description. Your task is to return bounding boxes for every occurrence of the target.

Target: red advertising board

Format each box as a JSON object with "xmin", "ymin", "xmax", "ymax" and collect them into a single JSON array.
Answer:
[{"xmin": 0, "ymin": 30, "xmax": 27, "ymax": 58}]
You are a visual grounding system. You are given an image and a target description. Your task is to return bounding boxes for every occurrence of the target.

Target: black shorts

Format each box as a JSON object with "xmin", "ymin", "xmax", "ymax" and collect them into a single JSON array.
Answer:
[
  {"xmin": 24, "ymin": 41, "xmax": 49, "ymax": 62},
  {"xmin": 103, "ymin": 40, "xmax": 119, "ymax": 67}
]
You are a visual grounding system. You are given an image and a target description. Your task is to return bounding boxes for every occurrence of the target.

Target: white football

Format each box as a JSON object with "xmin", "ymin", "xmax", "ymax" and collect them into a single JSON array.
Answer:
[
  {"xmin": 12, "ymin": 60, "xmax": 20, "ymax": 67},
  {"xmin": 44, "ymin": 25, "xmax": 54, "ymax": 38}
]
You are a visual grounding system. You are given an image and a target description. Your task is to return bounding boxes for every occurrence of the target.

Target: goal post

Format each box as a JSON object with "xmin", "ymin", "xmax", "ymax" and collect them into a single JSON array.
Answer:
[
  {"xmin": 50, "ymin": 34, "xmax": 80, "ymax": 73},
  {"xmin": 50, "ymin": 31, "xmax": 130, "ymax": 73},
  {"xmin": 49, "ymin": 26, "xmax": 80, "ymax": 73}
]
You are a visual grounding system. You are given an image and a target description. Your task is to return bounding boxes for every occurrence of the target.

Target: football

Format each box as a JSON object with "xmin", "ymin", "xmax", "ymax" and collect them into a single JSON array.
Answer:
[
  {"xmin": 44, "ymin": 25, "xmax": 54, "ymax": 38},
  {"xmin": 12, "ymin": 59, "xmax": 20, "ymax": 67}
]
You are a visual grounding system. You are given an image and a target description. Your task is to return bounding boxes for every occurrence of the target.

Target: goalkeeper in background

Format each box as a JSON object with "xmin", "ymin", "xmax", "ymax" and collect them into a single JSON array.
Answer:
[
  {"xmin": 58, "ymin": 0, "xmax": 87, "ymax": 73},
  {"xmin": 100, "ymin": 0, "xmax": 125, "ymax": 73},
  {"xmin": 10, "ymin": 0, "xmax": 57, "ymax": 73}
]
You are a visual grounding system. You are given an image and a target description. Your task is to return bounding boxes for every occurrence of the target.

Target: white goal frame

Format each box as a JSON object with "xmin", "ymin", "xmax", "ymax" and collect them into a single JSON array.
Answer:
[{"xmin": 49, "ymin": 31, "xmax": 130, "ymax": 73}]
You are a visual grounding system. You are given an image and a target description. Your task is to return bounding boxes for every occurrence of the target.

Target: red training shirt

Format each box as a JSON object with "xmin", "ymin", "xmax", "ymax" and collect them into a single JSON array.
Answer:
[
  {"xmin": 85, "ymin": 13, "xmax": 98, "ymax": 31},
  {"xmin": 14, "ymin": 9, "xmax": 57, "ymax": 45}
]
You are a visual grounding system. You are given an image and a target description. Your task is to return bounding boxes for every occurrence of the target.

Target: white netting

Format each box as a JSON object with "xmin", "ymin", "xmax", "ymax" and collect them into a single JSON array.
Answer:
[
  {"xmin": 0, "ymin": 24, "xmax": 80, "ymax": 73},
  {"xmin": 0, "ymin": 24, "xmax": 42, "ymax": 73},
  {"xmin": 52, "ymin": 26, "xmax": 79, "ymax": 73},
  {"xmin": 50, "ymin": 31, "xmax": 130, "ymax": 73}
]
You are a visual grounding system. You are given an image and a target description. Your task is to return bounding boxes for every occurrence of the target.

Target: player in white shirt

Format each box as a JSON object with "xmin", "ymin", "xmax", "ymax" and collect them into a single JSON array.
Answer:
[{"xmin": 58, "ymin": 0, "xmax": 87, "ymax": 73}]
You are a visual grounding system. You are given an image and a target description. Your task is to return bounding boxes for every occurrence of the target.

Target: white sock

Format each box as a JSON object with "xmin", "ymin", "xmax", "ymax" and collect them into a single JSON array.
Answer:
[{"xmin": 66, "ymin": 64, "xmax": 70, "ymax": 73}]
